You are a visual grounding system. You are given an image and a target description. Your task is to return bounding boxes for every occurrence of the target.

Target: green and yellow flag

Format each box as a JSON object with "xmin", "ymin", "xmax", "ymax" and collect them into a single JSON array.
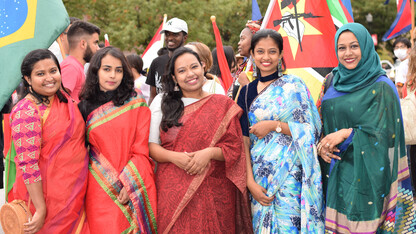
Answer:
[{"xmin": 0, "ymin": 0, "xmax": 69, "ymax": 110}]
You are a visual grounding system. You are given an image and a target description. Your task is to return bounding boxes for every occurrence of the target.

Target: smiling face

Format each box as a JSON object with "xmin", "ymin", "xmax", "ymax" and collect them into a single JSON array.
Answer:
[
  {"xmin": 98, "ymin": 54, "xmax": 123, "ymax": 92},
  {"xmin": 165, "ymin": 31, "xmax": 187, "ymax": 51},
  {"xmin": 172, "ymin": 53, "xmax": 205, "ymax": 97},
  {"xmin": 252, "ymin": 36, "xmax": 282, "ymax": 77},
  {"xmin": 337, "ymin": 31, "xmax": 362, "ymax": 70},
  {"xmin": 24, "ymin": 58, "xmax": 61, "ymax": 99}
]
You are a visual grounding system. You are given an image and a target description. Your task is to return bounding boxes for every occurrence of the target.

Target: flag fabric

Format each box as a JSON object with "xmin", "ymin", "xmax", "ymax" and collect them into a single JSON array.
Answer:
[
  {"xmin": 211, "ymin": 16, "xmax": 233, "ymax": 91},
  {"xmin": 104, "ymin": 33, "xmax": 110, "ymax": 47},
  {"xmin": 261, "ymin": 0, "xmax": 339, "ymax": 102},
  {"xmin": 382, "ymin": 0, "xmax": 412, "ymax": 41},
  {"xmin": 252, "ymin": 0, "xmax": 263, "ymax": 21},
  {"xmin": 326, "ymin": 0, "xmax": 354, "ymax": 28},
  {"xmin": 0, "ymin": 0, "xmax": 69, "ymax": 110},
  {"xmin": 142, "ymin": 23, "xmax": 164, "ymax": 70}
]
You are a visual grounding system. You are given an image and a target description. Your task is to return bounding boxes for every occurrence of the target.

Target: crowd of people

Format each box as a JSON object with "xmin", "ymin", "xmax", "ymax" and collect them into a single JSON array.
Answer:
[{"xmin": 1, "ymin": 14, "xmax": 416, "ymax": 234}]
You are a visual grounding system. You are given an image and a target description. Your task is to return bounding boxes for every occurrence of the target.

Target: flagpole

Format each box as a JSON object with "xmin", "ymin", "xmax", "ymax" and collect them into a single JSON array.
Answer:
[
  {"xmin": 412, "ymin": 0, "xmax": 415, "ymax": 46},
  {"xmin": 56, "ymin": 36, "xmax": 66, "ymax": 60},
  {"xmin": 161, "ymin": 14, "xmax": 167, "ymax": 48}
]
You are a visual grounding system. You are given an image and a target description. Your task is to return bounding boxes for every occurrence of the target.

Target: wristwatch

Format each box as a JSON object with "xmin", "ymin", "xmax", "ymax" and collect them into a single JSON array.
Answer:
[{"xmin": 275, "ymin": 121, "xmax": 282, "ymax": 133}]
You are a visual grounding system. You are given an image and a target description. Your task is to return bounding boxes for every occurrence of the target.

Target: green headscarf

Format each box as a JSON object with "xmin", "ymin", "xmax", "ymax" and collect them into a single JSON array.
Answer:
[{"xmin": 332, "ymin": 23, "xmax": 385, "ymax": 92}]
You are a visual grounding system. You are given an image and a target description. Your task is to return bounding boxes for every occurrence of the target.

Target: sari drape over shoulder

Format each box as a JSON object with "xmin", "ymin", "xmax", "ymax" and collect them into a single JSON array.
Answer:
[
  {"xmin": 321, "ymin": 76, "xmax": 416, "ymax": 233},
  {"xmin": 156, "ymin": 94, "xmax": 252, "ymax": 233},
  {"xmin": 85, "ymin": 94, "xmax": 157, "ymax": 234},
  {"xmin": 245, "ymin": 75, "xmax": 324, "ymax": 233},
  {"xmin": 7, "ymin": 93, "xmax": 89, "ymax": 233}
]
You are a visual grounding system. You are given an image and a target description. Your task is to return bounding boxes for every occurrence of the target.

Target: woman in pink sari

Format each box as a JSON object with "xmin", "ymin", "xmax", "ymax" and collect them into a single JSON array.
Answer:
[
  {"xmin": 6, "ymin": 49, "xmax": 88, "ymax": 233},
  {"xmin": 149, "ymin": 47, "xmax": 252, "ymax": 233}
]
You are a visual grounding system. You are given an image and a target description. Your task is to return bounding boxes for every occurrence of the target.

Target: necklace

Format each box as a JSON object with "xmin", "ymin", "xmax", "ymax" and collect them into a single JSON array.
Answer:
[{"xmin": 259, "ymin": 70, "xmax": 280, "ymax": 82}]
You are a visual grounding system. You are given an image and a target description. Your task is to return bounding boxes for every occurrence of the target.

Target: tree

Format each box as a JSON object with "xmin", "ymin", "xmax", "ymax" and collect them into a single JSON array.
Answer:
[
  {"xmin": 63, "ymin": 0, "xmax": 252, "ymax": 54},
  {"xmin": 63, "ymin": 0, "xmax": 407, "ymax": 61}
]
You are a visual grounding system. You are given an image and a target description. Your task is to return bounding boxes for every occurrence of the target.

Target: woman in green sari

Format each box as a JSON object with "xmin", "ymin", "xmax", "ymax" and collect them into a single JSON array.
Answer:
[{"xmin": 318, "ymin": 23, "xmax": 415, "ymax": 233}]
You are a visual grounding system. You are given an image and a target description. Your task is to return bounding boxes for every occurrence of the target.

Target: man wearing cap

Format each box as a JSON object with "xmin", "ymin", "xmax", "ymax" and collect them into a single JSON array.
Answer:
[{"xmin": 146, "ymin": 17, "xmax": 188, "ymax": 104}]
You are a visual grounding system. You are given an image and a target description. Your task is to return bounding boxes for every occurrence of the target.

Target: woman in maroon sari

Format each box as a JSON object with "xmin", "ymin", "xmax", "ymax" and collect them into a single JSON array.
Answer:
[{"xmin": 149, "ymin": 47, "xmax": 252, "ymax": 233}]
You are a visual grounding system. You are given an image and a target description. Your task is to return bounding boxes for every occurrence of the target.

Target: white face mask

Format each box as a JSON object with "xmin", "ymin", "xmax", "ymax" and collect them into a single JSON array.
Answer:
[{"xmin": 394, "ymin": 48, "xmax": 408, "ymax": 60}]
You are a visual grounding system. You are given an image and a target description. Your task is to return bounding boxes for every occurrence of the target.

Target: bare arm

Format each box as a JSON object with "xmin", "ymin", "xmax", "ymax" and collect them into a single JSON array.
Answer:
[
  {"xmin": 148, "ymin": 86, "xmax": 157, "ymax": 105},
  {"xmin": 249, "ymin": 120, "xmax": 292, "ymax": 139},
  {"xmin": 185, "ymin": 147, "xmax": 224, "ymax": 175},
  {"xmin": 149, "ymin": 142, "xmax": 192, "ymax": 170},
  {"xmin": 24, "ymin": 181, "xmax": 46, "ymax": 234}
]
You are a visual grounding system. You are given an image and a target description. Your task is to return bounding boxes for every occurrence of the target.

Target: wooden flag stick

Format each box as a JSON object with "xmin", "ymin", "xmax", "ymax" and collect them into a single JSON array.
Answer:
[{"xmin": 412, "ymin": 0, "xmax": 415, "ymax": 46}]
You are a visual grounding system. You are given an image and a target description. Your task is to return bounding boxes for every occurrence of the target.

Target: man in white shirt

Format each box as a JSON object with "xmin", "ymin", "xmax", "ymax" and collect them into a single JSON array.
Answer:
[{"xmin": 393, "ymin": 37, "xmax": 412, "ymax": 98}]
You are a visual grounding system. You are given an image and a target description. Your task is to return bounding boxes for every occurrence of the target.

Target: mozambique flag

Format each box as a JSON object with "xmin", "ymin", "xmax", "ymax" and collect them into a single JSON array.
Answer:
[
  {"xmin": 0, "ymin": 0, "xmax": 69, "ymax": 110},
  {"xmin": 261, "ymin": 0, "xmax": 342, "ymax": 102}
]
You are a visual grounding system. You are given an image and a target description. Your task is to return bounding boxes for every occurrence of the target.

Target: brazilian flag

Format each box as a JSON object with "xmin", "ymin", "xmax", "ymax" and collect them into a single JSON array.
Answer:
[{"xmin": 0, "ymin": 0, "xmax": 69, "ymax": 110}]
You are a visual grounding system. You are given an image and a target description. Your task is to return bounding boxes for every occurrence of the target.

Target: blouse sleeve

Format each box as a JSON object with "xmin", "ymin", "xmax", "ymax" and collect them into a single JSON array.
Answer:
[
  {"xmin": 237, "ymin": 85, "xmax": 250, "ymax": 137},
  {"xmin": 11, "ymin": 100, "xmax": 42, "ymax": 184},
  {"xmin": 148, "ymin": 94, "xmax": 163, "ymax": 144}
]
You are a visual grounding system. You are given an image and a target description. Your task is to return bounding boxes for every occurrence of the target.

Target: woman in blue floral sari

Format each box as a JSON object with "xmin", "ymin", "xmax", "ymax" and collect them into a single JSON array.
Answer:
[{"xmin": 237, "ymin": 29, "xmax": 324, "ymax": 233}]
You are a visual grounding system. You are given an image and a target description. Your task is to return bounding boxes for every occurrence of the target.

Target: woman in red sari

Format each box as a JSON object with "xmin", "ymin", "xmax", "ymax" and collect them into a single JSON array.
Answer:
[
  {"xmin": 7, "ymin": 49, "xmax": 88, "ymax": 233},
  {"xmin": 78, "ymin": 46, "xmax": 157, "ymax": 234},
  {"xmin": 149, "ymin": 47, "xmax": 252, "ymax": 233}
]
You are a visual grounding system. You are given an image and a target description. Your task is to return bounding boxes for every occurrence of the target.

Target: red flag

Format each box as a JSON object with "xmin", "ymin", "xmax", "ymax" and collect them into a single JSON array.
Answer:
[
  {"xmin": 262, "ymin": 0, "xmax": 338, "ymax": 69},
  {"xmin": 104, "ymin": 34, "xmax": 110, "ymax": 47},
  {"xmin": 142, "ymin": 23, "xmax": 164, "ymax": 69},
  {"xmin": 211, "ymin": 16, "xmax": 233, "ymax": 91},
  {"xmin": 382, "ymin": 0, "xmax": 411, "ymax": 41}
]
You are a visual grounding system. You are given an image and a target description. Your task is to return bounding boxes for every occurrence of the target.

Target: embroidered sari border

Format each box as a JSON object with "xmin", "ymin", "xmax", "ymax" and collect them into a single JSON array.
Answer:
[
  {"xmin": 120, "ymin": 161, "xmax": 157, "ymax": 233},
  {"xmin": 164, "ymin": 98, "xmax": 240, "ymax": 233},
  {"xmin": 89, "ymin": 153, "xmax": 139, "ymax": 231},
  {"xmin": 86, "ymin": 98, "xmax": 147, "ymax": 141}
]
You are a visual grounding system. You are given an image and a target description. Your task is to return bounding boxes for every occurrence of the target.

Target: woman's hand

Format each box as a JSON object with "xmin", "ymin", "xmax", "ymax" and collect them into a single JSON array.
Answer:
[
  {"xmin": 238, "ymin": 72, "xmax": 250, "ymax": 87},
  {"xmin": 172, "ymin": 152, "xmax": 193, "ymax": 170},
  {"xmin": 247, "ymin": 180, "xmax": 274, "ymax": 206},
  {"xmin": 118, "ymin": 187, "xmax": 129, "ymax": 205},
  {"xmin": 24, "ymin": 208, "xmax": 46, "ymax": 234},
  {"xmin": 184, "ymin": 148, "xmax": 212, "ymax": 175},
  {"xmin": 318, "ymin": 128, "xmax": 352, "ymax": 163},
  {"xmin": 249, "ymin": 120, "xmax": 276, "ymax": 139}
]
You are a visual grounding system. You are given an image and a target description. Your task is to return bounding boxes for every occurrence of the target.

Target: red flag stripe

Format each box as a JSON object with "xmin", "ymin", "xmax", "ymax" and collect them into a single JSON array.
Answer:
[{"xmin": 211, "ymin": 17, "xmax": 233, "ymax": 91}]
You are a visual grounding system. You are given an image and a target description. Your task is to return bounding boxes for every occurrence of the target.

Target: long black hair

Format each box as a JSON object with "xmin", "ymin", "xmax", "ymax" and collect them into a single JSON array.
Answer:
[
  {"xmin": 250, "ymin": 29, "xmax": 286, "ymax": 75},
  {"xmin": 79, "ymin": 46, "xmax": 136, "ymax": 106},
  {"xmin": 160, "ymin": 47, "xmax": 203, "ymax": 131},
  {"xmin": 20, "ymin": 49, "xmax": 68, "ymax": 104},
  {"xmin": 209, "ymin": 46, "xmax": 236, "ymax": 77}
]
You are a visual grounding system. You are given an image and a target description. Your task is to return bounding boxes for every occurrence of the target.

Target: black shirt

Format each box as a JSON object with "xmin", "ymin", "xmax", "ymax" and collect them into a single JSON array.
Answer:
[{"xmin": 145, "ymin": 54, "xmax": 170, "ymax": 94}]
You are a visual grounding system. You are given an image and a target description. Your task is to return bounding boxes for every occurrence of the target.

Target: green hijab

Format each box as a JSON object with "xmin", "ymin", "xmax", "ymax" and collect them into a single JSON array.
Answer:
[{"xmin": 332, "ymin": 23, "xmax": 385, "ymax": 92}]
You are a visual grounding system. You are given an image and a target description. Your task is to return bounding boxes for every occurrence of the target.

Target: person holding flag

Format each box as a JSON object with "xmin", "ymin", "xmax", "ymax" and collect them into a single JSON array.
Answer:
[
  {"xmin": 318, "ymin": 23, "xmax": 416, "ymax": 233},
  {"xmin": 232, "ymin": 20, "xmax": 260, "ymax": 100}
]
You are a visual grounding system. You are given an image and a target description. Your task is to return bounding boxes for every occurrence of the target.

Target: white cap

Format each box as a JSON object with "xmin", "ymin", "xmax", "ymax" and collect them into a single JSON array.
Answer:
[{"xmin": 160, "ymin": 18, "xmax": 188, "ymax": 34}]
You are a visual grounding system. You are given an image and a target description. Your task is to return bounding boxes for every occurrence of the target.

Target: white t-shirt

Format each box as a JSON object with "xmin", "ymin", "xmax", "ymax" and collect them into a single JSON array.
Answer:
[
  {"xmin": 149, "ymin": 93, "xmax": 199, "ymax": 144},
  {"xmin": 134, "ymin": 75, "xmax": 151, "ymax": 104},
  {"xmin": 395, "ymin": 58, "xmax": 408, "ymax": 84},
  {"xmin": 203, "ymin": 78, "xmax": 225, "ymax": 95}
]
